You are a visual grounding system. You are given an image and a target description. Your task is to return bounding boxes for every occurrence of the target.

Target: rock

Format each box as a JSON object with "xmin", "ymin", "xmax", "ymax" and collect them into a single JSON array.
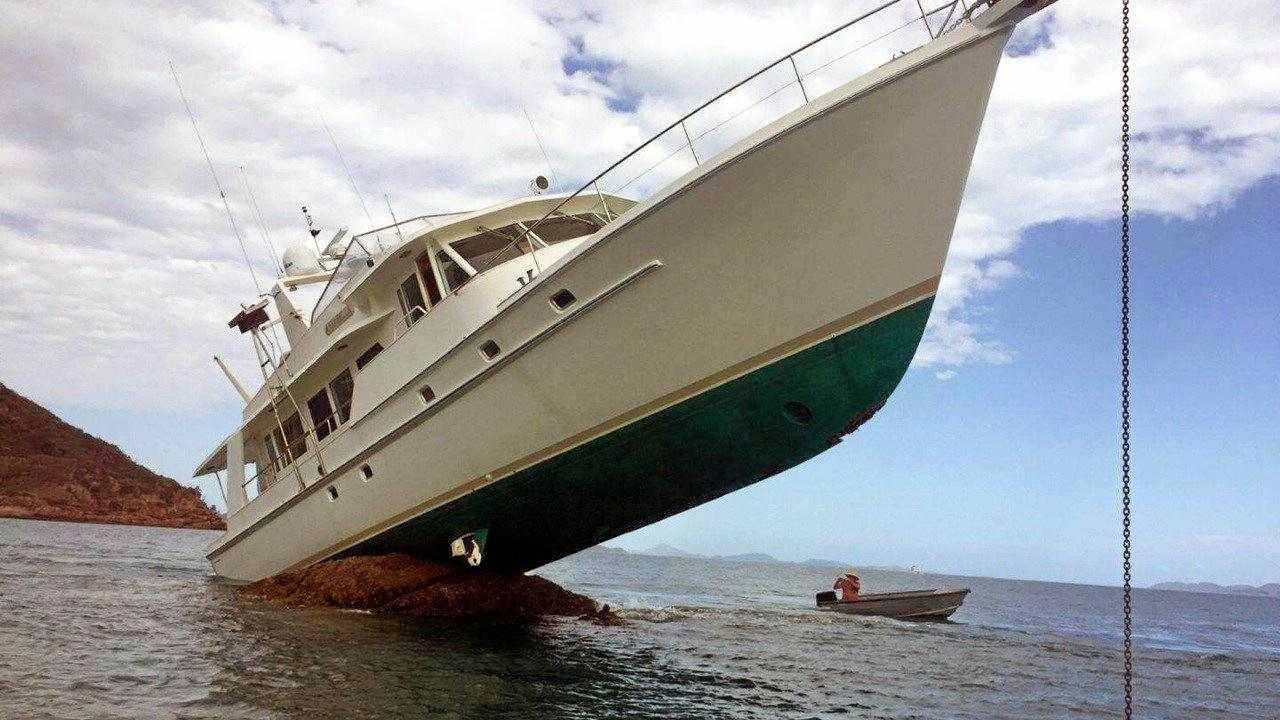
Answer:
[
  {"xmin": 0, "ymin": 382, "xmax": 224, "ymax": 530},
  {"xmin": 241, "ymin": 553, "xmax": 614, "ymax": 622},
  {"xmin": 580, "ymin": 603, "xmax": 627, "ymax": 626}
]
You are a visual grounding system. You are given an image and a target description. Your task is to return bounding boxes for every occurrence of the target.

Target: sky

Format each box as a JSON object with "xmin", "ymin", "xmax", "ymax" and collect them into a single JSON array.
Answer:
[{"xmin": 1, "ymin": 0, "xmax": 1277, "ymax": 586}]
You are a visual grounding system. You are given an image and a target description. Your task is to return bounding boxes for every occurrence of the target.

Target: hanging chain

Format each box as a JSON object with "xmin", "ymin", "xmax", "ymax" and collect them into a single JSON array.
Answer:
[{"xmin": 1120, "ymin": 0, "xmax": 1134, "ymax": 718}]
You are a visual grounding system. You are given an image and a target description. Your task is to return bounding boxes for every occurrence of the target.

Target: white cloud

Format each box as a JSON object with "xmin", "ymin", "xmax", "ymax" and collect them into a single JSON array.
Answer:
[
  {"xmin": 916, "ymin": 1, "xmax": 1280, "ymax": 368},
  {"xmin": 1, "ymin": 0, "xmax": 1278, "ymax": 416}
]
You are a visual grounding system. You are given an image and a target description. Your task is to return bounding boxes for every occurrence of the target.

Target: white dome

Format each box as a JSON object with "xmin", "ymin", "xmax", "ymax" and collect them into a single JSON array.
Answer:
[{"xmin": 281, "ymin": 242, "xmax": 324, "ymax": 277}]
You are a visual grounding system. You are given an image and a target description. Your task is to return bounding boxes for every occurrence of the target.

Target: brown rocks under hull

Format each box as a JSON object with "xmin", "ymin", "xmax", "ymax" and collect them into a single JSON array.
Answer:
[{"xmin": 241, "ymin": 553, "xmax": 622, "ymax": 623}]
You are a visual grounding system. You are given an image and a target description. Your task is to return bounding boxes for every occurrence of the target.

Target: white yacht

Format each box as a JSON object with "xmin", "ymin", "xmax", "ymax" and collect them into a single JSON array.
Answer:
[{"xmin": 194, "ymin": 0, "xmax": 1056, "ymax": 581}]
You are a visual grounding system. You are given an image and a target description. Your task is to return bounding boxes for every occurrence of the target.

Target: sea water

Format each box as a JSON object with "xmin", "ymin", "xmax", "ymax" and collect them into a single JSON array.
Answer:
[{"xmin": 0, "ymin": 519, "xmax": 1276, "ymax": 719}]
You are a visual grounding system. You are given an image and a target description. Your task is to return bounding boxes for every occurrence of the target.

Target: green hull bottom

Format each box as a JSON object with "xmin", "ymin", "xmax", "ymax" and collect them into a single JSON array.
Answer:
[{"xmin": 348, "ymin": 296, "xmax": 934, "ymax": 573}]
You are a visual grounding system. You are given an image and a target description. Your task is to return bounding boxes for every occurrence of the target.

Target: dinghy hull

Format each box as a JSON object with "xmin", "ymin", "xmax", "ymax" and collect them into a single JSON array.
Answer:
[{"xmin": 817, "ymin": 588, "xmax": 971, "ymax": 621}]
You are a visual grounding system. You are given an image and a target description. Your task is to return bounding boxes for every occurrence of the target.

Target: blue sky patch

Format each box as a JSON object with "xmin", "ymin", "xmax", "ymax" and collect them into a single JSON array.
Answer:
[
  {"xmin": 560, "ymin": 34, "xmax": 640, "ymax": 113},
  {"xmin": 1006, "ymin": 12, "xmax": 1055, "ymax": 57}
]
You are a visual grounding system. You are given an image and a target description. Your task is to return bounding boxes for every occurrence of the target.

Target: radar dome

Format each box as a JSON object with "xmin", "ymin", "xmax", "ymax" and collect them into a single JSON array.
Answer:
[{"xmin": 281, "ymin": 242, "xmax": 324, "ymax": 277}]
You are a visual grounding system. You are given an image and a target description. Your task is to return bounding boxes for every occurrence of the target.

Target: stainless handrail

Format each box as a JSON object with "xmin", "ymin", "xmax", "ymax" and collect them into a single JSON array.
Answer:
[
  {"xmin": 489, "ymin": 0, "xmax": 985, "ymax": 271},
  {"xmin": 312, "ymin": 1, "xmax": 989, "ymax": 327}
]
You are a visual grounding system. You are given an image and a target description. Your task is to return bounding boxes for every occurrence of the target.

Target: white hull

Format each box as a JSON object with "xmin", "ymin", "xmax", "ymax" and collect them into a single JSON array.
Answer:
[{"xmin": 208, "ymin": 21, "xmax": 1012, "ymax": 582}]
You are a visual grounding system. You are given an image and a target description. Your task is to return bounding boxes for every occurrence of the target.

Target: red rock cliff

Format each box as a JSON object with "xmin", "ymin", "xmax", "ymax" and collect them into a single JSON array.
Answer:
[{"xmin": 0, "ymin": 382, "xmax": 225, "ymax": 530}]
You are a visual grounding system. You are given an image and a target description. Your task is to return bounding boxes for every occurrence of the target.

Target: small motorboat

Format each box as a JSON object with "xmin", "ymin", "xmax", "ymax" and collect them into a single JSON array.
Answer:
[{"xmin": 815, "ymin": 588, "xmax": 970, "ymax": 621}]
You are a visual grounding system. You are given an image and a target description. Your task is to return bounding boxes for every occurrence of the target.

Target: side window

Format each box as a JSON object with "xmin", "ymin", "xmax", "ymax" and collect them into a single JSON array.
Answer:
[
  {"xmin": 436, "ymin": 251, "xmax": 470, "ymax": 293},
  {"xmin": 416, "ymin": 254, "xmax": 443, "ymax": 306},
  {"xmin": 329, "ymin": 369, "xmax": 354, "ymax": 423},
  {"xmin": 271, "ymin": 426, "xmax": 288, "ymax": 467},
  {"xmin": 397, "ymin": 274, "xmax": 427, "ymax": 326},
  {"xmin": 355, "ymin": 343, "xmax": 383, "ymax": 370},
  {"xmin": 262, "ymin": 435, "xmax": 281, "ymax": 473},
  {"xmin": 281, "ymin": 412, "xmax": 307, "ymax": 462},
  {"xmin": 307, "ymin": 389, "xmax": 335, "ymax": 441}
]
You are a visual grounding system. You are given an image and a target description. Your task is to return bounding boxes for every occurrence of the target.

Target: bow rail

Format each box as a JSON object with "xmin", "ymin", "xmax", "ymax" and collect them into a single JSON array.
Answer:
[
  {"xmin": 313, "ymin": 0, "xmax": 991, "ymax": 321},
  {"xmin": 491, "ymin": 0, "xmax": 989, "ymax": 273}
]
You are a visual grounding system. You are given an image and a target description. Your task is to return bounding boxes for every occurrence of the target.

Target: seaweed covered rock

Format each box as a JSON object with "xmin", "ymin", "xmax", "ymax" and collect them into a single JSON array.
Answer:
[{"xmin": 242, "ymin": 553, "xmax": 610, "ymax": 621}]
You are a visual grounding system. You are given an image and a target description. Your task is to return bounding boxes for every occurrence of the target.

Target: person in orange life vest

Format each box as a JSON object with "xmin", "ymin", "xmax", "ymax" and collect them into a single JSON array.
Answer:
[{"xmin": 834, "ymin": 570, "xmax": 861, "ymax": 601}]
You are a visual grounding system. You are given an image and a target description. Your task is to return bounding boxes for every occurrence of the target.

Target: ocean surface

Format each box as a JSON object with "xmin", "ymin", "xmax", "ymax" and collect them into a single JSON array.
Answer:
[{"xmin": 1, "ymin": 519, "xmax": 1276, "ymax": 719}]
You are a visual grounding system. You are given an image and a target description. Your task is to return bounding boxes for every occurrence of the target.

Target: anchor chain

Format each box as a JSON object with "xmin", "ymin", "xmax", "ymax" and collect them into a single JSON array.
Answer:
[{"xmin": 1119, "ymin": 0, "xmax": 1134, "ymax": 717}]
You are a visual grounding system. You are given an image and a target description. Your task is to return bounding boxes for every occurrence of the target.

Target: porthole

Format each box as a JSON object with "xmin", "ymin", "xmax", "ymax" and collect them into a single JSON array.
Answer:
[
  {"xmin": 479, "ymin": 340, "xmax": 501, "ymax": 361},
  {"xmin": 360, "ymin": 464, "xmax": 374, "ymax": 481},
  {"xmin": 550, "ymin": 289, "xmax": 576, "ymax": 312},
  {"xmin": 326, "ymin": 485, "xmax": 339, "ymax": 501},
  {"xmin": 783, "ymin": 401, "xmax": 814, "ymax": 426}
]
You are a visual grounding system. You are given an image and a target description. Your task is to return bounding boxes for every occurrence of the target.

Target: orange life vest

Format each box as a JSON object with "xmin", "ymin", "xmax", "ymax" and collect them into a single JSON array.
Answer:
[{"xmin": 834, "ymin": 574, "xmax": 860, "ymax": 601}]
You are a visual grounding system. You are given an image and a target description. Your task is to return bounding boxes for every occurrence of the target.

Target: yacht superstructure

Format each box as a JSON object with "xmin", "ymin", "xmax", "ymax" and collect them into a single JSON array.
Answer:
[{"xmin": 194, "ymin": 0, "xmax": 1056, "ymax": 581}]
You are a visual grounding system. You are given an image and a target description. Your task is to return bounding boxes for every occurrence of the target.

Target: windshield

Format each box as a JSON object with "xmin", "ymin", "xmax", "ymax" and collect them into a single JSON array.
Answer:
[{"xmin": 311, "ymin": 217, "xmax": 438, "ymax": 322}]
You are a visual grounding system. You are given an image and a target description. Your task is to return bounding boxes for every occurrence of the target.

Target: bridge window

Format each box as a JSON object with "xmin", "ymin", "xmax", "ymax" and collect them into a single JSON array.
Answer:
[
  {"xmin": 329, "ymin": 369, "xmax": 354, "ymax": 423},
  {"xmin": 397, "ymin": 274, "xmax": 427, "ymax": 327},
  {"xmin": 307, "ymin": 389, "xmax": 336, "ymax": 441},
  {"xmin": 416, "ymin": 253, "xmax": 443, "ymax": 306},
  {"xmin": 280, "ymin": 412, "xmax": 307, "ymax": 463},
  {"xmin": 355, "ymin": 343, "xmax": 383, "ymax": 370},
  {"xmin": 436, "ymin": 250, "xmax": 470, "ymax": 293}
]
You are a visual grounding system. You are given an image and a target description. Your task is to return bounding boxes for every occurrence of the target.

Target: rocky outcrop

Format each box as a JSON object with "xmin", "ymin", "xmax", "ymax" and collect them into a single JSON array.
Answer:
[
  {"xmin": 0, "ymin": 382, "xmax": 224, "ymax": 530},
  {"xmin": 242, "ymin": 553, "xmax": 622, "ymax": 623}
]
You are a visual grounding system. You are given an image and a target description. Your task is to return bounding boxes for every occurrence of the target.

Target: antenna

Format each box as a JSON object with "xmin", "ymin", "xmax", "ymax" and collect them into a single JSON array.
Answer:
[
  {"xmin": 301, "ymin": 206, "xmax": 322, "ymax": 254},
  {"xmin": 319, "ymin": 113, "xmax": 374, "ymax": 226},
  {"xmin": 383, "ymin": 191, "xmax": 406, "ymax": 245},
  {"xmin": 522, "ymin": 106, "xmax": 559, "ymax": 189},
  {"xmin": 170, "ymin": 61, "xmax": 263, "ymax": 294},
  {"xmin": 239, "ymin": 166, "xmax": 283, "ymax": 276}
]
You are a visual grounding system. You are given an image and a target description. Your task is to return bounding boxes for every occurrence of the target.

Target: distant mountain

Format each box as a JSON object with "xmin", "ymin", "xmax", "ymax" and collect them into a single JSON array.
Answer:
[
  {"xmin": 639, "ymin": 545, "xmax": 781, "ymax": 563},
  {"xmin": 719, "ymin": 552, "xmax": 777, "ymax": 563},
  {"xmin": 583, "ymin": 544, "xmax": 628, "ymax": 555},
  {"xmin": 0, "ymin": 382, "xmax": 224, "ymax": 530},
  {"xmin": 801, "ymin": 558, "xmax": 848, "ymax": 569},
  {"xmin": 1150, "ymin": 581, "xmax": 1280, "ymax": 598},
  {"xmin": 643, "ymin": 543, "xmax": 697, "ymax": 558}
]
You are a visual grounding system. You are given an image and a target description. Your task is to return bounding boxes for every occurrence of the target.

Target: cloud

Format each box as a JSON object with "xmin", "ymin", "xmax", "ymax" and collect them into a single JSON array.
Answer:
[
  {"xmin": 1, "ymin": 0, "xmax": 1278, "ymax": 417},
  {"xmin": 916, "ymin": 1, "xmax": 1280, "ymax": 368}
]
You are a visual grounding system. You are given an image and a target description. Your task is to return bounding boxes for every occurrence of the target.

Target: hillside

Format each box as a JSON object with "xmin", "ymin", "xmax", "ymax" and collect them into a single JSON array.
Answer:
[
  {"xmin": 1150, "ymin": 581, "xmax": 1280, "ymax": 599},
  {"xmin": 0, "ymin": 382, "xmax": 224, "ymax": 530}
]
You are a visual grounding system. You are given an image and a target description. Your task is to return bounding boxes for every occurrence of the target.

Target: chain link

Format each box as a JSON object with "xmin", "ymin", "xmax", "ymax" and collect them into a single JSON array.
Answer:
[{"xmin": 1120, "ymin": 0, "xmax": 1134, "ymax": 717}]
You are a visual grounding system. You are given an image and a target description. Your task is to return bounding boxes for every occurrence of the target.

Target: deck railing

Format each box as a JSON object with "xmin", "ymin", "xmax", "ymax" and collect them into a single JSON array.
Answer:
[
  {"xmin": 488, "ymin": 0, "xmax": 986, "ymax": 272},
  {"xmin": 312, "ymin": 1, "xmax": 988, "ymax": 325}
]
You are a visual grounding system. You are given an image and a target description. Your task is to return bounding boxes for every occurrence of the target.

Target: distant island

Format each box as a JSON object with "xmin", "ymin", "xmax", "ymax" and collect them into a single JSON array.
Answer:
[
  {"xmin": 642, "ymin": 543, "xmax": 697, "ymax": 558},
  {"xmin": 1150, "ymin": 581, "xmax": 1280, "ymax": 599},
  {"xmin": 0, "ymin": 382, "xmax": 224, "ymax": 530},
  {"xmin": 633, "ymin": 543, "xmax": 789, "ymax": 565},
  {"xmin": 640, "ymin": 544, "xmax": 778, "ymax": 563},
  {"xmin": 612, "ymin": 544, "xmax": 921, "ymax": 573}
]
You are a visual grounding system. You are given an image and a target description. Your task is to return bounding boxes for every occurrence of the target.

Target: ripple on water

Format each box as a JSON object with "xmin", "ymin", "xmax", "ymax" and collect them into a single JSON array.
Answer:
[{"xmin": 3, "ymin": 518, "xmax": 1279, "ymax": 719}]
